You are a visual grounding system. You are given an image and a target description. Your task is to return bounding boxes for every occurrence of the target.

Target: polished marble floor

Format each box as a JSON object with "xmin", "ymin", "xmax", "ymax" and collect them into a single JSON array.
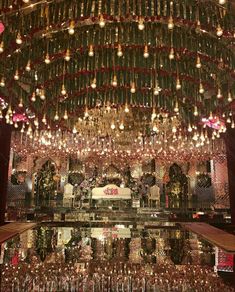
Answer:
[{"xmin": 0, "ymin": 224, "xmax": 234, "ymax": 291}]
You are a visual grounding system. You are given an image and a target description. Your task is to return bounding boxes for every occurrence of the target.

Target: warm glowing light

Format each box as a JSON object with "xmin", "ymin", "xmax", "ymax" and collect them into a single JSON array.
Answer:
[
  {"xmin": 138, "ymin": 17, "xmax": 145, "ymax": 30},
  {"xmin": 143, "ymin": 45, "xmax": 149, "ymax": 58},
  {"xmin": 16, "ymin": 32, "xmax": 22, "ymax": 45},
  {"xmin": 168, "ymin": 15, "xmax": 174, "ymax": 30},
  {"xmin": 117, "ymin": 44, "xmax": 123, "ymax": 57},
  {"xmin": 99, "ymin": 14, "xmax": 105, "ymax": 28},
  {"xmin": 88, "ymin": 45, "xmax": 94, "ymax": 57},
  {"xmin": 68, "ymin": 20, "xmax": 75, "ymax": 35}
]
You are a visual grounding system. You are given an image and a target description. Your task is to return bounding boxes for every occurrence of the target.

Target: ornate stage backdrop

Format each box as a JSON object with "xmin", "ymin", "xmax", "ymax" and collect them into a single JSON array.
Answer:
[{"xmin": 6, "ymin": 153, "xmax": 230, "ymax": 209}]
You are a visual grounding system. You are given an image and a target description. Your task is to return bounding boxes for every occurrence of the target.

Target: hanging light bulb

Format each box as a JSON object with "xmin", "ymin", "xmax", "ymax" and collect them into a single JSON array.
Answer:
[
  {"xmin": 143, "ymin": 45, "xmax": 149, "ymax": 58},
  {"xmin": 117, "ymin": 44, "xmax": 123, "ymax": 57},
  {"xmin": 228, "ymin": 92, "xmax": 233, "ymax": 102},
  {"xmin": 0, "ymin": 77, "xmax": 5, "ymax": 87},
  {"xmin": 172, "ymin": 126, "xmax": 177, "ymax": 133},
  {"xmin": 14, "ymin": 70, "xmax": 19, "ymax": 80},
  {"xmin": 226, "ymin": 117, "xmax": 231, "ymax": 124},
  {"xmin": 138, "ymin": 17, "xmax": 145, "ymax": 30},
  {"xmin": 7, "ymin": 105, "xmax": 12, "ymax": 115},
  {"xmin": 99, "ymin": 14, "xmax": 105, "ymax": 28},
  {"xmin": 195, "ymin": 20, "xmax": 201, "ymax": 34},
  {"xmin": 119, "ymin": 122, "xmax": 124, "ymax": 130},
  {"xmin": 31, "ymin": 92, "xmax": 36, "ymax": 102},
  {"xmin": 111, "ymin": 121, "xmax": 116, "ymax": 130},
  {"xmin": 72, "ymin": 126, "xmax": 77, "ymax": 134},
  {"xmin": 25, "ymin": 60, "xmax": 31, "ymax": 72},
  {"xmin": 152, "ymin": 124, "xmax": 158, "ymax": 132},
  {"xmin": 23, "ymin": 0, "xmax": 30, "ymax": 3},
  {"xmin": 44, "ymin": 53, "xmax": 50, "ymax": 64},
  {"xmin": 196, "ymin": 56, "xmax": 201, "ymax": 69},
  {"xmin": 112, "ymin": 75, "xmax": 118, "ymax": 87},
  {"xmin": 63, "ymin": 109, "xmax": 68, "ymax": 120},
  {"xmin": 18, "ymin": 98, "xmax": 23, "ymax": 107},
  {"xmin": 232, "ymin": 120, "xmax": 235, "ymax": 128},
  {"xmin": 84, "ymin": 106, "xmax": 89, "ymax": 117},
  {"xmin": 68, "ymin": 20, "xmax": 75, "ymax": 35},
  {"xmin": 42, "ymin": 114, "xmax": 47, "ymax": 124},
  {"xmin": 54, "ymin": 111, "xmax": 59, "ymax": 121},
  {"xmin": 61, "ymin": 84, "xmax": 67, "ymax": 95},
  {"xmin": 130, "ymin": 82, "xmax": 136, "ymax": 93},
  {"xmin": 176, "ymin": 78, "xmax": 181, "ymax": 90},
  {"xmin": 14, "ymin": 122, "xmax": 18, "ymax": 128},
  {"xmin": 124, "ymin": 103, "xmax": 130, "ymax": 113},
  {"xmin": 174, "ymin": 101, "xmax": 179, "ymax": 112},
  {"xmin": 169, "ymin": 48, "xmax": 174, "ymax": 60},
  {"xmin": 199, "ymin": 82, "xmax": 204, "ymax": 94},
  {"xmin": 168, "ymin": 15, "xmax": 174, "ymax": 30},
  {"xmin": 0, "ymin": 41, "xmax": 4, "ymax": 53},
  {"xmin": 194, "ymin": 106, "xmax": 198, "ymax": 116},
  {"xmin": 217, "ymin": 88, "xmax": 222, "ymax": 99},
  {"xmin": 40, "ymin": 89, "xmax": 46, "ymax": 100},
  {"xmin": 151, "ymin": 108, "xmax": 157, "ymax": 120},
  {"xmin": 0, "ymin": 109, "xmax": 3, "ymax": 119},
  {"xmin": 88, "ymin": 45, "xmax": 94, "ymax": 57},
  {"xmin": 219, "ymin": 0, "xmax": 226, "ymax": 4},
  {"xmin": 216, "ymin": 24, "xmax": 223, "ymax": 37},
  {"xmin": 16, "ymin": 32, "xmax": 22, "ymax": 45},
  {"xmin": 91, "ymin": 78, "xmax": 96, "ymax": 89},
  {"xmin": 188, "ymin": 124, "xmax": 192, "ymax": 132},
  {"xmin": 209, "ymin": 111, "xmax": 213, "ymax": 120},
  {"xmin": 64, "ymin": 49, "xmax": 70, "ymax": 61},
  {"xmin": 34, "ymin": 118, "xmax": 39, "ymax": 127}
]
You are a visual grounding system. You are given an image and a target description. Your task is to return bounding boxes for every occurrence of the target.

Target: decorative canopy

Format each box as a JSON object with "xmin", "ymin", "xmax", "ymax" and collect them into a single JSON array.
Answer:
[{"xmin": 0, "ymin": 0, "xmax": 234, "ymax": 162}]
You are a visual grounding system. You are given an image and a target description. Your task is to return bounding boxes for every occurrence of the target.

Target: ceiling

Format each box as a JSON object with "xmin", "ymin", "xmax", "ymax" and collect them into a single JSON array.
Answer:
[{"xmin": 0, "ymin": 0, "xmax": 234, "ymax": 162}]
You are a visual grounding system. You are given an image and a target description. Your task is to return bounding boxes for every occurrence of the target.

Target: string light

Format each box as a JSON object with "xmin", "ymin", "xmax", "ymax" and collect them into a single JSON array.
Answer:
[
  {"xmin": 91, "ymin": 78, "xmax": 97, "ymax": 89},
  {"xmin": 124, "ymin": 103, "xmax": 130, "ymax": 113},
  {"xmin": 199, "ymin": 82, "xmax": 204, "ymax": 94},
  {"xmin": 176, "ymin": 78, "xmax": 181, "ymax": 90},
  {"xmin": 14, "ymin": 70, "xmax": 19, "ymax": 80},
  {"xmin": 99, "ymin": 14, "xmax": 105, "ymax": 28},
  {"xmin": 119, "ymin": 122, "xmax": 124, "ymax": 130},
  {"xmin": 169, "ymin": 48, "xmax": 174, "ymax": 60},
  {"xmin": 130, "ymin": 82, "xmax": 136, "ymax": 93},
  {"xmin": 44, "ymin": 53, "xmax": 51, "ymax": 64},
  {"xmin": 138, "ymin": 17, "xmax": 145, "ymax": 30},
  {"xmin": 88, "ymin": 45, "xmax": 94, "ymax": 57},
  {"xmin": 61, "ymin": 84, "xmax": 67, "ymax": 96},
  {"xmin": 143, "ymin": 45, "xmax": 149, "ymax": 58},
  {"xmin": 217, "ymin": 88, "xmax": 222, "ymax": 99},
  {"xmin": 68, "ymin": 20, "xmax": 75, "ymax": 35},
  {"xmin": 196, "ymin": 56, "xmax": 201, "ymax": 68},
  {"xmin": 16, "ymin": 32, "xmax": 22, "ymax": 45},
  {"xmin": 0, "ymin": 77, "xmax": 5, "ymax": 87},
  {"xmin": 117, "ymin": 44, "xmax": 123, "ymax": 57},
  {"xmin": 168, "ymin": 15, "xmax": 174, "ymax": 30},
  {"xmin": 63, "ymin": 110, "xmax": 68, "ymax": 120},
  {"xmin": 216, "ymin": 24, "xmax": 223, "ymax": 37},
  {"xmin": 18, "ymin": 98, "xmax": 23, "ymax": 108},
  {"xmin": 54, "ymin": 111, "xmax": 59, "ymax": 121},
  {"xmin": 0, "ymin": 41, "xmax": 4, "ymax": 53},
  {"xmin": 228, "ymin": 92, "xmax": 233, "ymax": 102},
  {"xmin": 112, "ymin": 75, "xmax": 118, "ymax": 87},
  {"xmin": 40, "ymin": 89, "xmax": 46, "ymax": 100},
  {"xmin": 64, "ymin": 49, "xmax": 71, "ymax": 61},
  {"xmin": 31, "ymin": 92, "xmax": 36, "ymax": 102},
  {"xmin": 25, "ymin": 60, "xmax": 31, "ymax": 71}
]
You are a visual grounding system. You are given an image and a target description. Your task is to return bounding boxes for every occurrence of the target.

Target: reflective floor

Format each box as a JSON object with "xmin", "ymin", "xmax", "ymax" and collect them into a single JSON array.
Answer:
[{"xmin": 0, "ymin": 225, "xmax": 234, "ymax": 291}]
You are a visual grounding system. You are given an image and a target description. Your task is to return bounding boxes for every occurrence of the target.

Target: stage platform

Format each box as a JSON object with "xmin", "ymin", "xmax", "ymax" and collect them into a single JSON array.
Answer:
[
  {"xmin": 180, "ymin": 222, "xmax": 235, "ymax": 253},
  {"xmin": 0, "ymin": 222, "xmax": 37, "ymax": 244}
]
